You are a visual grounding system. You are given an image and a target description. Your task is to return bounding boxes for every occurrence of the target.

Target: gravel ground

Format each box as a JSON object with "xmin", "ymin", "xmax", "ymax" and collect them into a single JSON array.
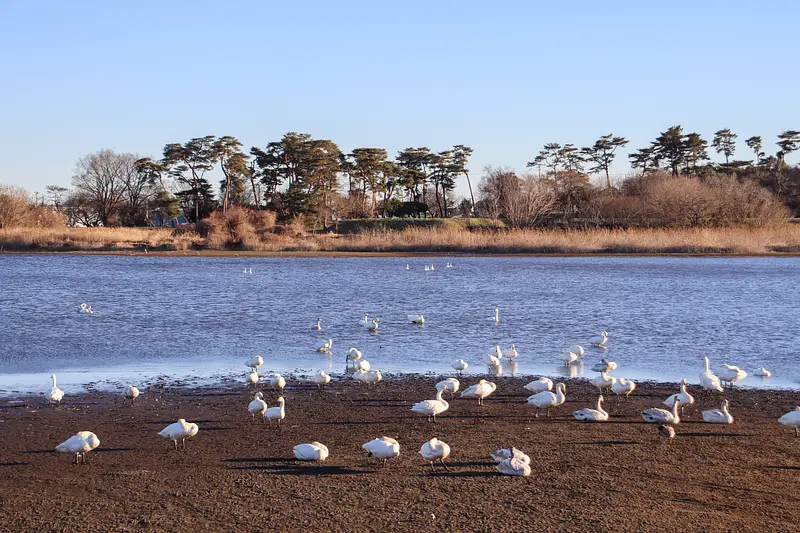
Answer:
[{"xmin": 0, "ymin": 375, "xmax": 798, "ymax": 532}]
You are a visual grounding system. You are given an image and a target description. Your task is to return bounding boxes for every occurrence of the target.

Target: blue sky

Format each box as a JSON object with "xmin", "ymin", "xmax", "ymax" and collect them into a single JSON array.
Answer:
[{"xmin": 1, "ymin": 1, "xmax": 798, "ymax": 199}]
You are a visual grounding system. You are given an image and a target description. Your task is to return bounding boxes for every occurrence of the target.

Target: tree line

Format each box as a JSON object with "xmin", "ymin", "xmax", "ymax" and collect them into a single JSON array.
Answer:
[{"xmin": 3, "ymin": 126, "xmax": 798, "ymax": 230}]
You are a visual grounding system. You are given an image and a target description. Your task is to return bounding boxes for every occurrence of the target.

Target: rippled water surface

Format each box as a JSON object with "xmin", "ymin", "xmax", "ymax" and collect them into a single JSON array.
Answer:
[{"xmin": 1, "ymin": 254, "xmax": 799, "ymax": 394}]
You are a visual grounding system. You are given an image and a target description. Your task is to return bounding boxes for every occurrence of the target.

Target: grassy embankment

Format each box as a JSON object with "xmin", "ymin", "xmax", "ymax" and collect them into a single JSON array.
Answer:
[{"xmin": 1, "ymin": 219, "xmax": 800, "ymax": 255}]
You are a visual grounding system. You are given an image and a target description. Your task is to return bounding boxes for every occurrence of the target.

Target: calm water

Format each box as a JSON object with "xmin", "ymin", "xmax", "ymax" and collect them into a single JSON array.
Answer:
[{"xmin": 1, "ymin": 254, "xmax": 799, "ymax": 394}]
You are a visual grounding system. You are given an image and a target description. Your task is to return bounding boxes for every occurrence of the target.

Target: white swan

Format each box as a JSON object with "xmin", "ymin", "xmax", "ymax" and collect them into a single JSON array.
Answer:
[
  {"xmin": 366, "ymin": 318, "xmax": 379, "ymax": 332},
  {"xmin": 451, "ymin": 359, "xmax": 468, "ymax": 374},
  {"xmin": 494, "ymin": 307, "xmax": 499, "ymax": 323},
  {"xmin": 435, "ymin": 378, "xmax": 460, "ymax": 399},
  {"xmin": 717, "ymin": 364, "xmax": 747, "ymax": 387},
  {"xmin": 420, "ymin": 438, "xmax": 450, "ymax": 470},
  {"xmin": 294, "ymin": 442, "xmax": 329, "ymax": 461},
  {"xmin": 269, "ymin": 374, "xmax": 286, "ymax": 392},
  {"xmin": 264, "ymin": 397, "xmax": 286, "ymax": 427},
  {"xmin": 346, "ymin": 347, "xmax": 362, "ymax": 367},
  {"xmin": 247, "ymin": 370, "xmax": 259, "ymax": 387},
  {"xmin": 312, "ymin": 370, "xmax": 331, "ymax": 389},
  {"xmin": 363, "ymin": 437, "xmax": 400, "ymax": 467},
  {"xmin": 317, "ymin": 338, "xmax": 333, "ymax": 354},
  {"xmin": 460, "ymin": 379, "xmax": 497, "ymax": 406},
  {"xmin": 124, "ymin": 384, "xmax": 139, "ymax": 402},
  {"xmin": 357, "ymin": 359, "xmax": 371, "ymax": 372},
  {"xmin": 591, "ymin": 331, "xmax": 608, "ymax": 347},
  {"xmin": 430, "ymin": 264, "xmax": 435, "ymax": 271},
  {"xmin": 590, "ymin": 371, "xmax": 616, "ymax": 393},
  {"xmin": 79, "ymin": 303, "xmax": 93, "ymax": 314},
  {"xmin": 315, "ymin": 318, "xmax": 322, "ymax": 332},
  {"xmin": 359, "ymin": 313, "xmax": 370, "ymax": 326},
  {"xmin": 424, "ymin": 265, "xmax": 430, "ymax": 272},
  {"xmin": 558, "ymin": 350, "xmax": 579, "ymax": 366},
  {"xmin": 360, "ymin": 370, "xmax": 383, "ymax": 386},
  {"xmin": 527, "ymin": 383, "xmax": 566, "ymax": 418},
  {"xmin": 411, "ymin": 386, "xmax": 450, "ymax": 422},
  {"xmin": 493, "ymin": 448, "xmax": 531, "ymax": 477},
  {"xmin": 663, "ymin": 379, "xmax": 694, "ymax": 413},
  {"xmin": 569, "ymin": 345, "xmax": 585, "ymax": 357},
  {"xmin": 702, "ymin": 399, "xmax": 734, "ymax": 424},
  {"xmin": 524, "ymin": 377, "xmax": 553, "ymax": 394},
  {"xmin": 699, "ymin": 356, "xmax": 724, "ymax": 392},
  {"xmin": 158, "ymin": 419, "xmax": 199, "ymax": 450},
  {"xmin": 491, "ymin": 447, "xmax": 531, "ymax": 464},
  {"xmin": 248, "ymin": 392, "xmax": 268, "ymax": 420},
  {"xmin": 49, "ymin": 374, "xmax": 64, "ymax": 406},
  {"xmin": 591, "ymin": 359, "xmax": 618, "ymax": 373},
  {"xmin": 56, "ymin": 431, "xmax": 100, "ymax": 464},
  {"xmin": 611, "ymin": 378, "xmax": 636, "ymax": 398},
  {"xmin": 503, "ymin": 344, "xmax": 518, "ymax": 360},
  {"xmin": 755, "ymin": 367, "xmax": 772, "ymax": 377},
  {"xmin": 778, "ymin": 407, "xmax": 800, "ymax": 437},
  {"xmin": 408, "ymin": 314, "xmax": 425, "ymax": 325},
  {"xmin": 572, "ymin": 395, "xmax": 609, "ymax": 422},
  {"xmin": 642, "ymin": 398, "xmax": 681, "ymax": 425},
  {"xmin": 486, "ymin": 353, "xmax": 502, "ymax": 366},
  {"xmin": 405, "ymin": 264, "xmax": 409, "ymax": 270},
  {"xmin": 245, "ymin": 355, "xmax": 264, "ymax": 372}
]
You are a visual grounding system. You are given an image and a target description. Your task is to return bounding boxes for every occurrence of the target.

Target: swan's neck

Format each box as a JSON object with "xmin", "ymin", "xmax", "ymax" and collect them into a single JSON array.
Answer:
[
  {"xmin": 51, "ymin": 375, "xmax": 57, "ymax": 387},
  {"xmin": 672, "ymin": 400, "xmax": 680, "ymax": 421},
  {"xmin": 704, "ymin": 357, "xmax": 711, "ymax": 373}
]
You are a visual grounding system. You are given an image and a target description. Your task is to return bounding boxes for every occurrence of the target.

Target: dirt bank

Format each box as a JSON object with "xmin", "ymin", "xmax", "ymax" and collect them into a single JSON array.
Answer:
[{"xmin": 0, "ymin": 376, "xmax": 797, "ymax": 532}]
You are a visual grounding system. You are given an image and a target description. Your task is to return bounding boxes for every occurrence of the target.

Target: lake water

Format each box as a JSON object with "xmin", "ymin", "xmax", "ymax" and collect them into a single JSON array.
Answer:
[{"xmin": 1, "ymin": 254, "xmax": 799, "ymax": 395}]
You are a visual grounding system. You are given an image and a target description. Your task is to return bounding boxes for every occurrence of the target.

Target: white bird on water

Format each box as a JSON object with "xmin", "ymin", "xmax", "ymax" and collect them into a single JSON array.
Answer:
[
  {"xmin": 294, "ymin": 442, "xmax": 329, "ymax": 461},
  {"xmin": 524, "ymin": 377, "xmax": 553, "ymax": 394},
  {"xmin": 572, "ymin": 395, "xmax": 609, "ymax": 422},
  {"xmin": 312, "ymin": 370, "xmax": 331, "ymax": 389},
  {"xmin": 410, "ymin": 386, "xmax": 450, "ymax": 422},
  {"xmin": 755, "ymin": 367, "xmax": 772, "ymax": 377},
  {"xmin": 315, "ymin": 318, "xmax": 322, "ymax": 332},
  {"xmin": 503, "ymin": 344, "xmax": 518, "ymax": 361},
  {"xmin": 79, "ymin": 303, "xmax": 93, "ymax": 314},
  {"xmin": 49, "ymin": 374, "xmax": 64, "ymax": 406},
  {"xmin": 494, "ymin": 307, "xmax": 500, "ymax": 324},
  {"xmin": 408, "ymin": 314, "xmax": 425, "ymax": 325},
  {"xmin": 558, "ymin": 350, "xmax": 580, "ymax": 366},
  {"xmin": 264, "ymin": 397, "xmax": 286, "ymax": 427},
  {"xmin": 405, "ymin": 264, "xmax": 409, "ymax": 271},
  {"xmin": 248, "ymin": 392, "xmax": 268, "ymax": 420},
  {"xmin": 451, "ymin": 359, "xmax": 469, "ymax": 375},
  {"xmin": 366, "ymin": 318, "xmax": 380, "ymax": 332},
  {"xmin": 591, "ymin": 359, "xmax": 617, "ymax": 373},
  {"xmin": 359, "ymin": 313, "xmax": 370, "ymax": 327},
  {"xmin": 363, "ymin": 437, "xmax": 400, "ymax": 467},
  {"xmin": 702, "ymin": 399, "xmax": 734, "ymax": 424},
  {"xmin": 590, "ymin": 331, "xmax": 609, "ymax": 347},
  {"xmin": 56, "ymin": 431, "xmax": 100, "ymax": 464},
  {"xmin": 159, "ymin": 419, "xmax": 199, "ymax": 450},
  {"xmin": 460, "ymin": 379, "xmax": 496, "ymax": 406},
  {"xmin": 124, "ymin": 384, "xmax": 139, "ymax": 402},
  {"xmin": 778, "ymin": 407, "xmax": 800, "ymax": 437},
  {"xmin": 699, "ymin": 356, "xmax": 724, "ymax": 392},
  {"xmin": 245, "ymin": 355, "xmax": 264, "ymax": 373},
  {"xmin": 419, "ymin": 438, "xmax": 450, "ymax": 471},
  {"xmin": 317, "ymin": 338, "xmax": 333, "ymax": 354},
  {"xmin": 527, "ymin": 383, "xmax": 566, "ymax": 418}
]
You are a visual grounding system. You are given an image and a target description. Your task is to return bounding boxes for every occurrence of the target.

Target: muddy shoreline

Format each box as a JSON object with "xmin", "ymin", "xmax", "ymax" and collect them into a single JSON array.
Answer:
[{"xmin": 0, "ymin": 375, "xmax": 798, "ymax": 532}]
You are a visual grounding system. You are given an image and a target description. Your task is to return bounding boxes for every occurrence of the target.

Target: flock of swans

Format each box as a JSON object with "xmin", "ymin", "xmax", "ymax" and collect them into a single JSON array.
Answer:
[{"xmin": 48, "ymin": 301, "xmax": 800, "ymax": 469}]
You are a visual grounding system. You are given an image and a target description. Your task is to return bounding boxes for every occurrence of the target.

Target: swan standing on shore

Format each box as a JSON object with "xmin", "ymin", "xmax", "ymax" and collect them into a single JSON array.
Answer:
[
  {"xmin": 717, "ymin": 364, "xmax": 747, "ymax": 387},
  {"xmin": 56, "ymin": 431, "xmax": 100, "ymax": 464},
  {"xmin": 124, "ymin": 385, "xmax": 139, "ymax": 403},
  {"xmin": 558, "ymin": 350, "xmax": 579, "ymax": 366},
  {"xmin": 663, "ymin": 379, "xmax": 694, "ymax": 414},
  {"xmin": 248, "ymin": 392, "xmax": 268, "ymax": 420},
  {"xmin": 702, "ymin": 399, "xmax": 734, "ymax": 424},
  {"xmin": 700, "ymin": 356, "xmax": 724, "ymax": 392},
  {"xmin": 435, "ymin": 378, "xmax": 460, "ymax": 399},
  {"xmin": 360, "ymin": 370, "xmax": 383, "ymax": 386},
  {"xmin": 591, "ymin": 331, "xmax": 608, "ymax": 347},
  {"xmin": 269, "ymin": 374, "xmax": 286, "ymax": 392},
  {"xmin": 460, "ymin": 379, "xmax": 497, "ymax": 405},
  {"xmin": 659, "ymin": 424, "xmax": 676, "ymax": 443},
  {"xmin": 245, "ymin": 355, "xmax": 263, "ymax": 373},
  {"xmin": 159, "ymin": 419, "xmax": 199, "ymax": 450},
  {"xmin": 247, "ymin": 370, "xmax": 259, "ymax": 387},
  {"xmin": 527, "ymin": 383, "xmax": 566, "ymax": 418},
  {"xmin": 363, "ymin": 437, "xmax": 400, "ymax": 467},
  {"xmin": 778, "ymin": 407, "xmax": 800, "ymax": 436},
  {"xmin": 346, "ymin": 347, "xmax": 362, "ymax": 367},
  {"xmin": 408, "ymin": 314, "xmax": 425, "ymax": 325},
  {"xmin": 356, "ymin": 359, "xmax": 371, "ymax": 372},
  {"xmin": 49, "ymin": 374, "xmax": 64, "ymax": 406},
  {"xmin": 411, "ymin": 386, "xmax": 450, "ymax": 422},
  {"xmin": 591, "ymin": 371, "xmax": 616, "ymax": 394},
  {"xmin": 294, "ymin": 442, "xmax": 329, "ymax": 461},
  {"xmin": 573, "ymin": 395, "xmax": 609, "ymax": 422},
  {"xmin": 524, "ymin": 377, "xmax": 553, "ymax": 394},
  {"xmin": 755, "ymin": 367, "xmax": 772, "ymax": 377},
  {"xmin": 419, "ymin": 438, "xmax": 450, "ymax": 471},
  {"xmin": 451, "ymin": 359, "xmax": 468, "ymax": 375},
  {"xmin": 312, "ymin": 370, "xmax": 331, "ymax": 389},
  {"xmin": 611, "ymin": 378, "xmax": 636, "ymax": 398},
  {"xmin": 642, "ymin": 398, "xmax": 681, "ymax": 425},
  {"xmin": 264, "ymin": 397, "xmax": 286, "ymax": 427}
]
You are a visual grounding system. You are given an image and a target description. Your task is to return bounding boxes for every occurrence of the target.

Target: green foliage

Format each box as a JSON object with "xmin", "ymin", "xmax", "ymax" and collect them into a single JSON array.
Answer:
[
  {"xmin": 654, "ymin": 126, "xmax": 686, "ymax": 176},
  {"xmin": 581, "ymin": 134, "xmax": 629, "ymax": 188},
  {"xmin": 712, "ymin": 128, "xmax": 737, "ymax": 164}
]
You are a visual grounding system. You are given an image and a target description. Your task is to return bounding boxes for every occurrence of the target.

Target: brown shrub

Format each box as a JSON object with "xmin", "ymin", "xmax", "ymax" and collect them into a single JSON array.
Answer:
[
  {"xmin": 199, "ymin": 207, "xmax": 260, "ymax": 250},
  {"xmin": 248, "ymin": 210, "xmax": 277, "ymax": 233}
]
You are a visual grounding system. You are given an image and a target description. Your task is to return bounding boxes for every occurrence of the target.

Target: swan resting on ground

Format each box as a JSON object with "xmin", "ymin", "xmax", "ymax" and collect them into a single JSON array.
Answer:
[
  {"xmin": 778, "ymin": 407, "xmax": 800, "ymax": 437},
  {"xmin": 702, "ymin": 399, "xmax": 734, "ymax": 424},
  {"xmin": 158, "ymin": 419, "xmax": 199, "ymax": 450},
  {"xmin": 294, "ymin": 442, "xmax": 329, "ymax": 461},
  {"xmin": 524, "ymin": 377, "xmax": 553, "ymax": 394},
  {"xmin": 56, "ymin": 431, "xmax": 100, "ymax": 464},
  {"xmin": 572, "ymin": 395, "xmax": 609, "ymax": 422},
  {"xmin": 363, "ymin": 437, "xmax": 400, "ymax": 467},
  {"xmin": 492, "ymin": 448, "xmax": 531, "ymax": 477},
  {"xmin": 419, "ymin": 438, "xmax": 450, "ymax": 471},
  {"xmin": 642, "ymin": 398, "xmax": 681, "ymax": 425}
]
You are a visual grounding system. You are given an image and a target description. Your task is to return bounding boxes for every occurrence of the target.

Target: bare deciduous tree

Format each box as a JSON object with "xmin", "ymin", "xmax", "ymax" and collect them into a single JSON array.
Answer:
[{"xmin": 72, "ymin": 150, "xmax": 137, "ymax": 225}]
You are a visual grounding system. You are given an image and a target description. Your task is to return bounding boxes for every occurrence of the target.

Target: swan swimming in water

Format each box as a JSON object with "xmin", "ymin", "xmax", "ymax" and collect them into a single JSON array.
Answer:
[
  {"xmin": 56, "ymin": 431, "xmax": 100, "ymax": 464},
  {"xmin": 451, "ymin": 359, "xmax": 468, "ymax": 375},
  {"xmin": 315, "ymin": 318, "xmax": 322, "ymax": 332},
  {"xmin": 419, "ymin": 438, "xmax": 450, "ymax": 471},
  {"xmin": 79, "ymin": 303, "xmax": 93, "ymax": 314},
  {"xmin": 359, "ymin": 314, "xmax": 370, "ymax": 327},
  {"xmin": 411, "ymin": 386, "xmax": 450, "ymax": 422},
  {"xmin": 527, "ymin": 383, "xmax": 566, "ymax": 418},
  {"xmin": 317, "ymin": 338, "xmax": 333, "ymax": 354},
  {"xmin": 778, "ymin": 407, "xmax": 800, "ymax": 437},
  {"xmin": 158, "ymin": 419, "xmax": 199, "ymax": 450},
  {"xmin": 590, "ymin": 331, "xmax": 608, "ymax": 347},
  {"xmin": 494, "ymin": 307, "xmax": 499, "ymax": 323},
  {"xmin": 699, "ymin": 356, "xmax": 724, "ymax": 392},
  {"xmin": 408, "ymin": 314, "xmax": 425, "ymax": 325},
  {"xmin": 755, "ymin": 367, "xmax": 772, "ymax": 377},
  {"xmin": 248, "ymin": 392, "xmax": 268, "ymax": 420},
  {"xmin": 572, "ymin": 395, "xmax": 609, "ymax": 422},
  {"xmin": 460, "ymin": 379, "xmax": 497, "ymax": 406},
  {"xmin": 366, "ymin": 318, "xmax": 380, "ymax": 332},
  {"xmin": 363, "ymin": 437, "xmax": 400, "ymax": 467},
  {"xmin": 702, "ymin": 399, "xmax": 734, "ymax": 424},
  {"xmin": 49, "ymin": 374, "xmax": 64, "ymax": 406},
  {"xmin": 524, "ymin": 377, "xmax": 553, "ymax": 394},
  {"xmin": 294, "ymin": 442, "xmax": 329, "ymax": 461}
]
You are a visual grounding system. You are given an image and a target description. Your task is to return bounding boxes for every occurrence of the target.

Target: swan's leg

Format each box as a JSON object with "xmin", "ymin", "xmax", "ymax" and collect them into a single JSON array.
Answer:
[
  {"xmin": 432, "ymin": 414, "xmax": 437, "ymax": 424},
  {"xmin": 440, "ymin": 459, "xmax": 449, "ymax": 471},
  {"xmin": 795, "ymin": 427, "xmax": 798, "ymax": 437},
  {"xmin": 429, "ymin": 461, "xmax": 435, "ymax": 471},
  {"xmin": 547, "ymin": 408, "xmax": 551, "ymax": 418},
  {"xmin": 173, "ymin": 440, "xmax": 178, "ymax": 451},
  {"xmin": 383, "ymin": 458, "xmax": 387, "ymax": 468},
  {"xmin": 181, "ymin": 439, "xmax": 186, "ymax": 451}
]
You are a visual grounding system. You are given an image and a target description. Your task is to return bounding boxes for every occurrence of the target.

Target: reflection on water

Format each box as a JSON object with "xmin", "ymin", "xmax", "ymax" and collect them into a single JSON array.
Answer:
[{"xmin": 1, "ymin": 254, "xmax": 799, "ymax": 393}]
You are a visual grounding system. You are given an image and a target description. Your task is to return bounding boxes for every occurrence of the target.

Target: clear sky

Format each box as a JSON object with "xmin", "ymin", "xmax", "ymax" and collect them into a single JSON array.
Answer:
[{"xmin": 1, "ymin": 0, "xmax": 798, "ymax": 199}]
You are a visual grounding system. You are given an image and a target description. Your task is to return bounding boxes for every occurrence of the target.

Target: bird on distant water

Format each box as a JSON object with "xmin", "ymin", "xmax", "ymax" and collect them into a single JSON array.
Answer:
[
  {"xmin": 591, "ymin": 331, "xmax": 608, "ymax": 347},
  {"xmin": 79, "ymin": 303, "xmax": 93, "ymax": 314},
  {"xmin": 755, "ymin": 367, "xmax": 772, "ymax": 377}
]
